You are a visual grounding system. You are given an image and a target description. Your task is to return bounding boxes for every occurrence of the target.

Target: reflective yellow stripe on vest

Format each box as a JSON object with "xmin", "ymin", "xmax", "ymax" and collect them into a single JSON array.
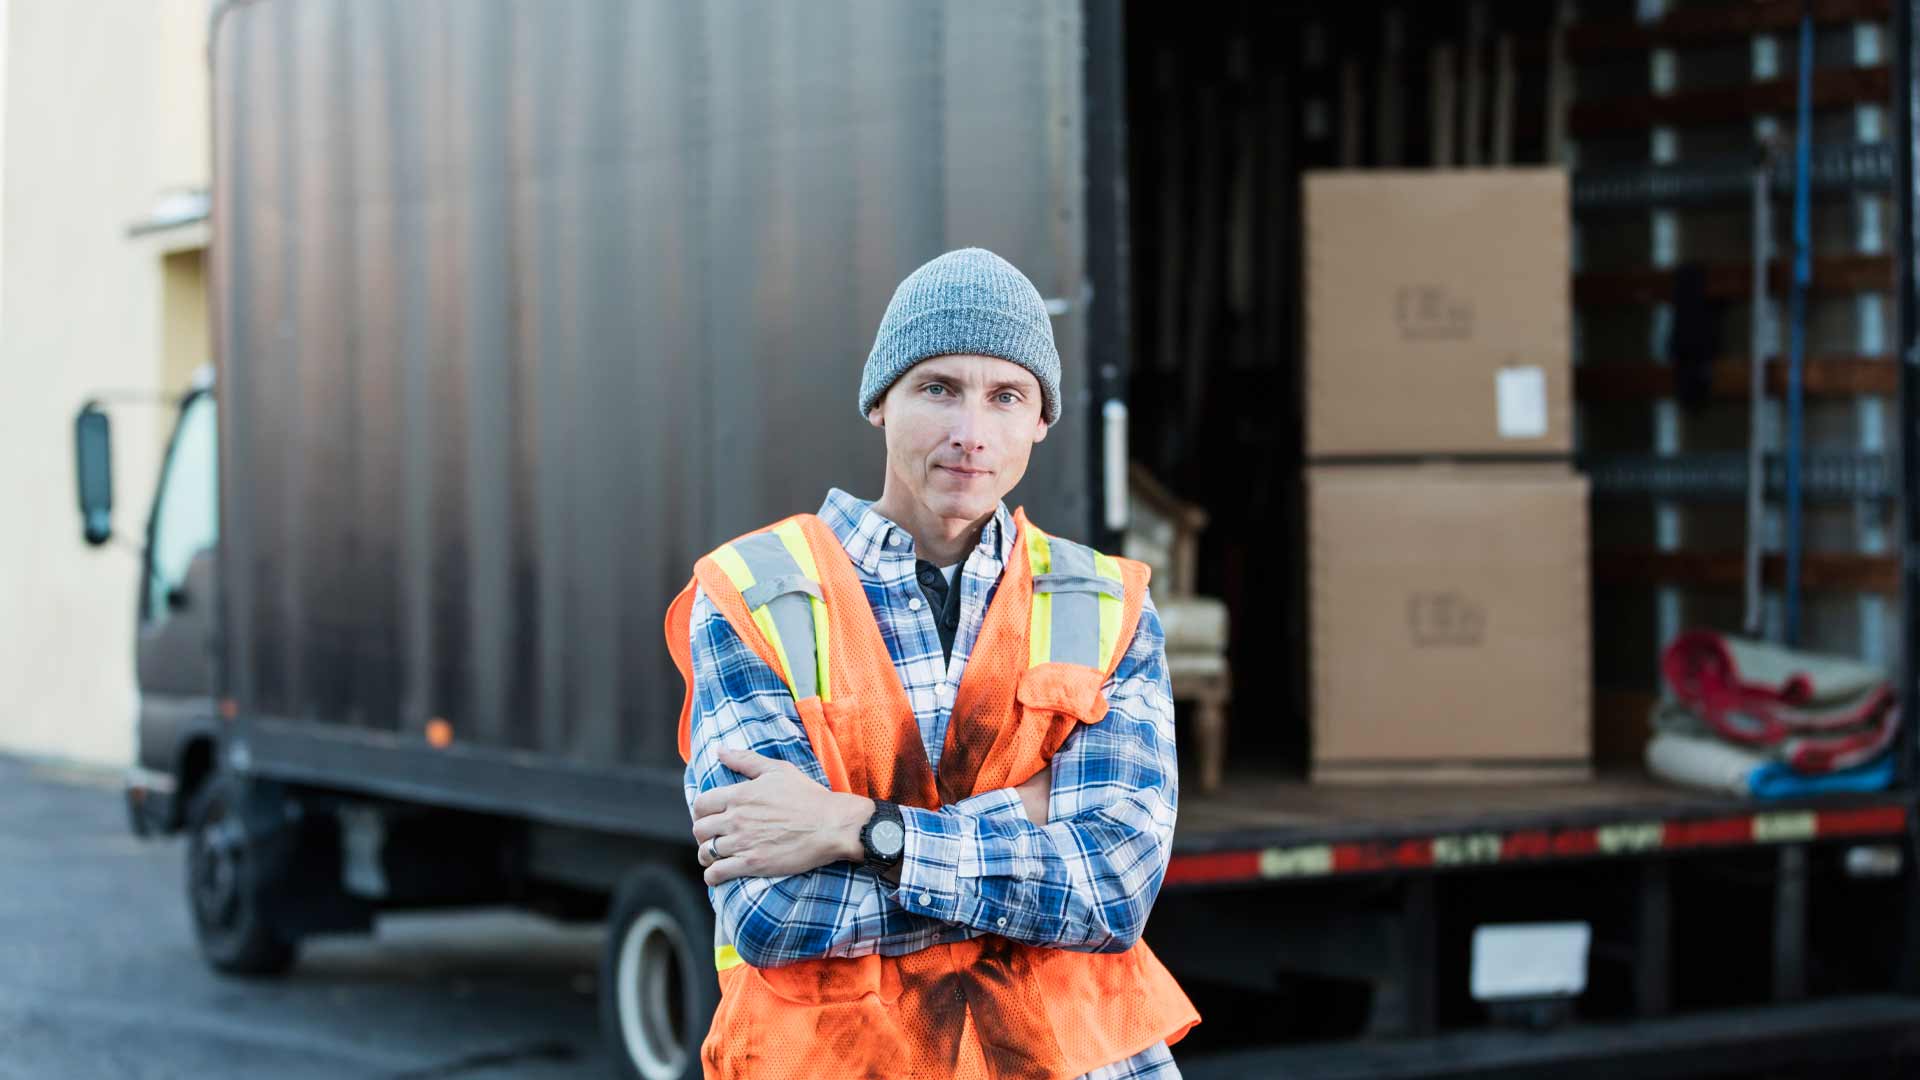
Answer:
[
  {"xmin": 1025, "ymin": 528, "xmax": 1125, "ymax": 672},
  {"xmin": 715, "ymin": 944, "xmax": 744, "ymax": 972},
  {"xmin": 709, "ymin": 520, "xmax": 832, "ymax": 701}
]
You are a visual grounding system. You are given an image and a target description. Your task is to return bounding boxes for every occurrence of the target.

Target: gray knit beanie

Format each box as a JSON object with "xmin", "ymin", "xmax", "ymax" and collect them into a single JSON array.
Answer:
[{"xmin": 859, "ymin": 248, "xmax": 1061, "ymax": 425}]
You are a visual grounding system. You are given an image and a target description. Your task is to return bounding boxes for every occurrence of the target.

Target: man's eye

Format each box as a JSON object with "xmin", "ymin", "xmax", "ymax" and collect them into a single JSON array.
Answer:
[
  {"xmin": 926, "ymin": 384, "xmax": 948, "ymax": 396},
  {"xmin": 996, "ymin": 392, "xmax": 1018, "ymax": 404}
]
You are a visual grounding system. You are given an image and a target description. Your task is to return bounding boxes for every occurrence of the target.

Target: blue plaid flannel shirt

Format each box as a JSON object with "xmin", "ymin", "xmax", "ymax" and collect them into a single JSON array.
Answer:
[{"xmin": 683, "ymin": 488, "xmax": 1182, "ymax": 1079}]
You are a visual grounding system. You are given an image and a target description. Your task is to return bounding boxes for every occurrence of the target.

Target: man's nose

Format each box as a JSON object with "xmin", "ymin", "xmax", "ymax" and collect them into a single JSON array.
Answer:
[{"xmin": 949, "ymin": 402, "xmax": 988, "ymax": 453}]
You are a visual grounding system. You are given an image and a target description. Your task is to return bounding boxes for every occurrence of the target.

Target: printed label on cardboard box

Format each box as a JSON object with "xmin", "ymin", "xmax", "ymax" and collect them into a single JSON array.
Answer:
[
  {"xmin": 1407, "ymin": 591, "xmax": 1486, "ymax": 647},
  {"xmin": 1395, "ymin": 284, "xmax": 1474, "ymax": 341}
]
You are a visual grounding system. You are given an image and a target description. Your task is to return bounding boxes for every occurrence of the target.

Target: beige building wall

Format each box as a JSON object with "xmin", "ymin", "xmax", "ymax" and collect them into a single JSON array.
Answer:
[{"xmin": 0, "ymin": 0, "xmax": 210, "ymax": 765}]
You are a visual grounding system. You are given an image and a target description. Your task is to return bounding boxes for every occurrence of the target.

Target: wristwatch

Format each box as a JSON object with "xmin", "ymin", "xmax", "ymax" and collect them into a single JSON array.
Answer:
[{"xmin": 859, "ymin": 800, "xmax": 906, "ymax": 870}]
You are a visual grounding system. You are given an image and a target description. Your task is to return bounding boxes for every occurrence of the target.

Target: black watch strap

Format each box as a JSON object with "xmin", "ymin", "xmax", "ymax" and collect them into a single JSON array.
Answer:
[{"xmin": 860, "ymin": 799, "xmax": 906, "ymax": 869}]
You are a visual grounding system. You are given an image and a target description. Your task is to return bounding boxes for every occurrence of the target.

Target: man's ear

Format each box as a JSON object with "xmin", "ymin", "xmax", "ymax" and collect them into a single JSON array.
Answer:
[
  {"xmin": 867, "ymin": 405, "xmax": 885, "ymax": 429},
  {"xmin": 1032, "ymin": 417, "xmax": 1049, "ymax": 444}
]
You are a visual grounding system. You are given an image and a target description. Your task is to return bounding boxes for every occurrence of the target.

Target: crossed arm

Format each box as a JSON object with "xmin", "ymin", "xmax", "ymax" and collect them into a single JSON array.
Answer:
[{"xmin": 682, "ymin": 587, "xmax": 1181, "ymax": 968}]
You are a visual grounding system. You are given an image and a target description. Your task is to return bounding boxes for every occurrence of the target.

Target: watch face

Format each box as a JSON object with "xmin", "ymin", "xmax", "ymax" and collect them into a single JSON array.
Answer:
[{"xmin": 871, "ymin": 819, "xmax": 905, "ymax": 857}]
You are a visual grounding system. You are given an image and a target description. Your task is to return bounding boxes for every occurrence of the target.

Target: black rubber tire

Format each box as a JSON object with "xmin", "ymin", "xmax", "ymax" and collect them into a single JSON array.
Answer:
[
  {"xmin": 184, "ymin": 775, "xmax": 300, "ymax": 977},
  {"xmin": 599, "ymin": 863, "xmax": 719, "ymax": 1080}
]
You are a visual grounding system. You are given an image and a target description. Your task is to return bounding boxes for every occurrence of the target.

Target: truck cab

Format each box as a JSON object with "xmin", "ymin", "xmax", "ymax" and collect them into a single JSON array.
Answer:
[{"xmin": 78, "ymin": 369, "xmax": 221, "ymax": 837}]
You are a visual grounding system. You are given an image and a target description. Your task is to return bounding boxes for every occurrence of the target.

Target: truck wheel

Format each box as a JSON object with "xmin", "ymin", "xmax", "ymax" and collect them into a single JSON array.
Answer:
[
  {"xmin": 185, "ymin": 775, "xmax": 299, "ymax": 976},
  {"xmin": 600, "ymin": 864, "xmax": 717, "ymax": 1080}
]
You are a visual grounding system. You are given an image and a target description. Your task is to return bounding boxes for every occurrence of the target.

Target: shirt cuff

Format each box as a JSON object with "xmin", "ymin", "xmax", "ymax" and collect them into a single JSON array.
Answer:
[{"xmin": 883, "ymin": 788, "xmax": 1023, "ymax": 921}]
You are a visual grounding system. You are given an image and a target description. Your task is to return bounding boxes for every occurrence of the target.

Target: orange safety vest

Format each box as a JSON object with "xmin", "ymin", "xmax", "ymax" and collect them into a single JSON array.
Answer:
[{"xmin": 664, "ymin": 508, "xmax": 1199, "ymax": 1080}]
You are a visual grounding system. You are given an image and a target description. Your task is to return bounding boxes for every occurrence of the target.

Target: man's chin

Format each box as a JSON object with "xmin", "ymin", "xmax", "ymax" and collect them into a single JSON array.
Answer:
[{"xmin": 922, "ymin": 489, "xmax": 1000, "ymax": 522}]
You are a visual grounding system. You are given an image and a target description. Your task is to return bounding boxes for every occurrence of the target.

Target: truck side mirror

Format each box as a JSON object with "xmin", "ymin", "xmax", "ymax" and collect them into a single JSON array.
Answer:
[{"xmin": 75, "ymin": 404, "xmax": 114, "ymax": 547}]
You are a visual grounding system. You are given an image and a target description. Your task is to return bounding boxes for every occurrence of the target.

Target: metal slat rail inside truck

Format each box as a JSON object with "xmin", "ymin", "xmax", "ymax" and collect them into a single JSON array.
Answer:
[{"xmin": 77, "ymin": 1, "xmax": 1920, "ymax": 1076}]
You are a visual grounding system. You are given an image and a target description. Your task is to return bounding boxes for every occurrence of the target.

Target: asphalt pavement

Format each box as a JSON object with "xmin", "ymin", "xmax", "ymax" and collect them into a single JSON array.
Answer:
[
  {"xmin": 7, "ymin": 753, "xmax": 1911, "ymax": 1080},
  {"xmin": 0, "ymin": 754, "xmax": 612, "ymax": 1080}
]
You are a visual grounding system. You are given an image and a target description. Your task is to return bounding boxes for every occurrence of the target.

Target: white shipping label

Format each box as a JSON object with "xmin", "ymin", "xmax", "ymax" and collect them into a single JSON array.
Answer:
[
  {"xmin": 1470, "ymin": 922, "xmax": 1591, "ymax": 1002},
  {"xmin": 1495, "ymin": 366, "xmax": 1550, "ymax": 439}
]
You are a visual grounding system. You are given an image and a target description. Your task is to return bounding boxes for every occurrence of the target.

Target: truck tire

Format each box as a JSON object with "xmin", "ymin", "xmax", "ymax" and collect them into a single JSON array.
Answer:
[
  {"xmin": 600, "ymin": 863, "xmax": 718, "ymax": 1080},
  {"xmin": 185, "ymin": 775, "xmax": 300, "ymax": 976}
]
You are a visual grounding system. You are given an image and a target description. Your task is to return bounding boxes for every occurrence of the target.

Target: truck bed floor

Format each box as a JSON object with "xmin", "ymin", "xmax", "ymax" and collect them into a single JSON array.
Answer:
[{"xmin": 1176, "ymin": 766, "xmax": 1913, "ymax": 850}]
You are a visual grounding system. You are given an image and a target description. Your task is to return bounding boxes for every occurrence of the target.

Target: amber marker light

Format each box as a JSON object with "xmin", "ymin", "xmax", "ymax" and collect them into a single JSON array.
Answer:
[{"xmin": 426, "ymin": 718, "xmax": 454, "ymax": 748}]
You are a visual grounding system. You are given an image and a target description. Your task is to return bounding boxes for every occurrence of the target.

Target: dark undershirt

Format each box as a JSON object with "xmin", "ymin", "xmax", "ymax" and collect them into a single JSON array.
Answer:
[{"xmin": 914, "ymin": 559, "xmax": 965, "ymax": 664}]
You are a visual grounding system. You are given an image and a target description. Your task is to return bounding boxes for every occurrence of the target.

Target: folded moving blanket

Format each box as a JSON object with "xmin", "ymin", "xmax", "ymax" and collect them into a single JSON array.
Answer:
[
  {"xmin": 1646, "ymin": 728, "xmax": 1896, "ymax": 799},
  {"xmin": 1658, "ymin": 630, "xmax": 1899, "ymax": 775}
]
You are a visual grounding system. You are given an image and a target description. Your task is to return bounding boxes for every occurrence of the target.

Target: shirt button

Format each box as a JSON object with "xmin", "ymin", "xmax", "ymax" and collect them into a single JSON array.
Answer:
[
  {"xmin": 890, "ymin": 533, "xmax": 905, "ymax": 547},
  {"xmin": 908, "ymin": 597, "xmax": 923, "ymax": 611},
  {"xmin": 995, "ymin": 916, "xmax": 1008, "ymax": 928},
  {"xmin": 918, "ymin": 892, "xmax": 932, "ymax": 905}
]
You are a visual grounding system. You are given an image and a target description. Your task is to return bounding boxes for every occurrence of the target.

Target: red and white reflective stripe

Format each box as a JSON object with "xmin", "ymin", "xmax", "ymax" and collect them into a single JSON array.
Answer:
[{"xmin": 1163, "ymin": 803, "xmax": 1909, "ymax": 888}]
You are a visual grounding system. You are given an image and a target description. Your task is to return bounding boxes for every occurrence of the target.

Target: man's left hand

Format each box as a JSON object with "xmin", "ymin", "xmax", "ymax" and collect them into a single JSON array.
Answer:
[{"xmin": 691, "ymin": 746, "xmax": 873, "ymax": 887}]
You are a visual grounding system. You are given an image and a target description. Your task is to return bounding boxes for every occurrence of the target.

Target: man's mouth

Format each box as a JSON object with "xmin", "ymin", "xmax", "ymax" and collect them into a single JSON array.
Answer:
[{"xmin": 938, "ymin": 465, "xmax": 991, "ymax": 478}]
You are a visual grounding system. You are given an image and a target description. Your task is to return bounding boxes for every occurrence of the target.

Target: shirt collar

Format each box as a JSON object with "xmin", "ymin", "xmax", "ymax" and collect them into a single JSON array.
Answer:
[{"xmin": 818, "ymin": 488, "xmax": 1017, "ymax": 577}]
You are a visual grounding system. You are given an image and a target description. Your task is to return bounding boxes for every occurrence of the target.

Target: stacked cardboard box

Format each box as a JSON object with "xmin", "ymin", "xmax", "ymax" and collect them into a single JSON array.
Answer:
[{"xmin": 1304, "ymin": 169, "xmax": 1590, "ymax": 784}]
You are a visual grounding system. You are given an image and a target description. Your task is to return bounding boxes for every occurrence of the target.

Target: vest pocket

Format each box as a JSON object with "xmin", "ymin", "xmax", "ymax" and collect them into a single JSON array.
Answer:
[
  {"xmin": 1016, "ymin": 663, "xmax": 1110, "ymax": 721},
  {"xmin": 1018, "ymin": 942, "xmax": 1197, "ymax": 1070},
  {"xmin": 749, "ymin": 952, "xmax": 897, "ymax": 1006},
  {"xmin": 1016, "ymin": 664, "xmax": 1111, "ymax": 761}
]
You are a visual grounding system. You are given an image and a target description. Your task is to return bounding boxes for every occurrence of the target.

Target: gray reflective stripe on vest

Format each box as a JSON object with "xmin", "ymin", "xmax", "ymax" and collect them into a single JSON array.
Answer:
[
  {"xmin": 731, "ymin": 532, "xmax": 821, "ymax": 700},
  {"xmin": 741, "ymin": 573, "xmax": 823, "ymax": 609},
  {"xmin": 1030, "ymin": 573, "xmax": 1122, "ymax": 598},
  {"xmin": 1039, "ymin": 536, "xmax": 1105, "ymax": 669}
]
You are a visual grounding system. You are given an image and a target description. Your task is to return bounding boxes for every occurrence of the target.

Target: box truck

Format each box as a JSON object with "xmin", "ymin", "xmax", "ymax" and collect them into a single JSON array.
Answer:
[{"xmin": 76, "ymin": 1, "xmax": 1920, "ymax": 1075}]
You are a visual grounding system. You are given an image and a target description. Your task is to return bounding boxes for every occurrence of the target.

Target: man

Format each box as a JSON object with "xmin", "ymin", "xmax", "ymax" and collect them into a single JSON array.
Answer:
[{"xmin": 664, "ymin": 248, "xmax": 1198, "ymax": 1079}]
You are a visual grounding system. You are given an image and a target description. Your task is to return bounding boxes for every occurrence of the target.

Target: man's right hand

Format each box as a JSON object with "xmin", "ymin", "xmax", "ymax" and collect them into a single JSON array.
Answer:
[{"xmin": 1014, "ymin": 765, "xmax": 1051, "ymax": 825}]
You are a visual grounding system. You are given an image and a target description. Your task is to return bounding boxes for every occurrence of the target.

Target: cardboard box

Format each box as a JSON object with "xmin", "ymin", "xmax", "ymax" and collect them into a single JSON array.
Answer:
[
  {"xmin": 1309, "ymin": 463, "xmax": 1590, "ymax": 783},
  {"xmin": 1305, "ymin": 169, "xmax": 1571, "ymax": 458}
]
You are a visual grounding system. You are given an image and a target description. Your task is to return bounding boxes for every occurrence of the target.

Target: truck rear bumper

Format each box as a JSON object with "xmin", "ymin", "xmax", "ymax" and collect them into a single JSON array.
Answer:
[{"xmin": 1179, "ymin": 994, "xmax": 1920, "ymax": 1079}]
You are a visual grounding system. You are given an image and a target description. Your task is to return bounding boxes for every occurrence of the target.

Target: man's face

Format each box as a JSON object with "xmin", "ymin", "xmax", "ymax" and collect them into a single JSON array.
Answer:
[{"xmin": 867, "ymin": 353, "xmax": 1050, "ymax": 524}]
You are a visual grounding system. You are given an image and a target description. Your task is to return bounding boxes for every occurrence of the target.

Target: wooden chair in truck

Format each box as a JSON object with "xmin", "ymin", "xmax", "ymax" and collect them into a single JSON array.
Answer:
[{"xmin": 1124, "ymin": 463, "xmax": 1231, "ymax": 793}]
